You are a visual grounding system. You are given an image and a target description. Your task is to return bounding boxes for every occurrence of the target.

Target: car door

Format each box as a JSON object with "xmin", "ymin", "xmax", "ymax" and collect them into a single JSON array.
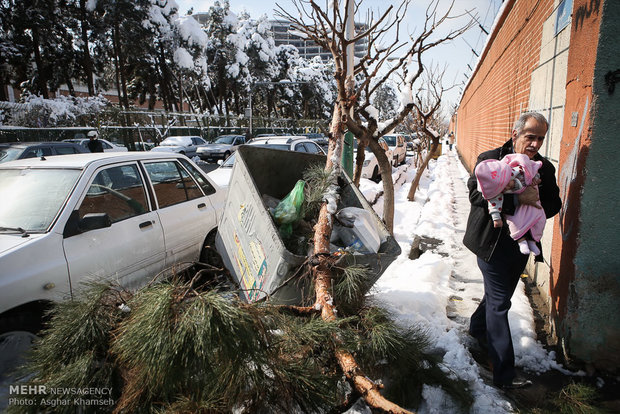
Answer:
[
  {"xmin": 189, "ymin": 137, "xmax": 206, "ymax": 158},
  {"xmin": 63, "ymin": 162, "xmax": 166, "ymax": 290},
  {"xmin": 143, "ymin": 159, "xmax": 217, "ymax": 267},
  {"xmin": 232, "ymin": 136, "xmax": 244, "ymax": 152}
]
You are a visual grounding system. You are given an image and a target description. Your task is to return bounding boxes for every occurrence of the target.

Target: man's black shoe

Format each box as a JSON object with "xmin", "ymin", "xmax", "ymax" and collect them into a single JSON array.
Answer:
[{"xmin": 495, "ymin": 377, "xmax": 532, "ymax": 389}]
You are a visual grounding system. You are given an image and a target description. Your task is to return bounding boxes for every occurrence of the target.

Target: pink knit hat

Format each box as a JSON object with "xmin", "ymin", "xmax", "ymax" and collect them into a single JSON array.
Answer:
[
  {"xmin": 475, "ymin": 159, "xmax": 513, "ymax": 199},
  {"xmin": 503, "ymin": 153, "xmax": 542, "ymax": 185}
]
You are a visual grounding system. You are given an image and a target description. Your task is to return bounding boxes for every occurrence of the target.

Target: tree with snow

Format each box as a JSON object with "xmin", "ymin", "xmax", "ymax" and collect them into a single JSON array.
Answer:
[{"xmin": 277, "ymin": 0, "xmax": 470, "ymax": 233}]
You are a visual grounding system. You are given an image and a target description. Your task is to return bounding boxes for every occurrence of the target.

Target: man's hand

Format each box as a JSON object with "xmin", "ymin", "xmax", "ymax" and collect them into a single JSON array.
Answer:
[
  {"xmin": 493, "ymin": 218, "xmax": 503, "ymax": 228},
  {"xmin": 518, "ymin": 185, "xmax": 542, "ymax": 208}
]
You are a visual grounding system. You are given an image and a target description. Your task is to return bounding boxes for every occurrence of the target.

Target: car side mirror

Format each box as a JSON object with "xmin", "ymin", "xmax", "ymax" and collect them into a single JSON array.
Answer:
[
  {"xmin": 79, "ymin": 213, "xmax": 112, "ymax": 232},
  {"xmin": 217, "ymin": 159, "xmax": 224, "ymax": 166}
]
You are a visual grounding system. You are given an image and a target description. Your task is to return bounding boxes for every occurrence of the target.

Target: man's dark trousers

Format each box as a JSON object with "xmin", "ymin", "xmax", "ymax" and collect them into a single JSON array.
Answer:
[{"xmin": 469, "ymin": 234, "xmax": 529, "ymax": 385}]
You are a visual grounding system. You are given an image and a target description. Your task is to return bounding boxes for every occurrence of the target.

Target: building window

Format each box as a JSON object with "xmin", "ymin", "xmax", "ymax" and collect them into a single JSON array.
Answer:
[{"xmin": 555, "ymin": 0, "xmax": 573, "ymax": 36}]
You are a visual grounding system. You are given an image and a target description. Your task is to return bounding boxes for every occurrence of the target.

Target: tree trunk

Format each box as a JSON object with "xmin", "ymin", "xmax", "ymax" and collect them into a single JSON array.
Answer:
[
  {"xmin": 64, "ymin": 76, "xmax": 75, "ymax": 96},
  {"xmin": 353, "ymin": 138, "xmax": 366, "ymax": 186},
  {"xmin": 407, "ymin": 139, "xmax": 438, "ymax": 202},
  {"xmin": 312, "ymin": 103, "xmax": 411, "ymax": 414},
  {"xmin": 79, "ymin": 0, "xmax": 95, "ymax": 96},
  {"xmin": 115, "ymin": 23, "xmax": 130, "ymax": 109},
  {"xmin": 31, "ymin": 27, "xmax": 49, "ymax": 98},
  {"xmin": 369, "ymin": 138, "xmax": 396, "ymax": 233},
  {"xmin": 112, "ymin": 25, "xmax": 123, "ymax": 109}
]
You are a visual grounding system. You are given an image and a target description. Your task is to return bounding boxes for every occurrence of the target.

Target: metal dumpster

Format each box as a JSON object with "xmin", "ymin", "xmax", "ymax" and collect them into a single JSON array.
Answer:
[{"xmin": 215, "ymin": 145, "xmax": 401, "ymax": 305}]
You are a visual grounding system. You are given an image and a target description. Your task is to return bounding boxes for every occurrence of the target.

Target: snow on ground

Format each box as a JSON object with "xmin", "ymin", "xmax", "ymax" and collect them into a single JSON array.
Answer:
[{"xmin": 354, "ymin": 148, "xmax": 570, "ymax": 413}]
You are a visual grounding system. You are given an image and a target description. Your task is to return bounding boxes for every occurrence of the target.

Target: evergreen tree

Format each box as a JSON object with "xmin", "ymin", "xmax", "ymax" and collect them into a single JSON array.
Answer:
[{"xmin": 203, "ymin": 0, "xmax": 238, "ymax": 116}]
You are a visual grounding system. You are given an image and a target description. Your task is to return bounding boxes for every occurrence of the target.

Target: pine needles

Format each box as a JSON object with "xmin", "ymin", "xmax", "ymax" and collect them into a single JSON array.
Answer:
[{"xmin": 10, "ymin": 275, "xmax": 473, "ymax": 413}]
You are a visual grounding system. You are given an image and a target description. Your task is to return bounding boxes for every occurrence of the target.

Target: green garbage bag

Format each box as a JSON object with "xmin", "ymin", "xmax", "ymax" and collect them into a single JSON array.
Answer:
[{"xmin": 271, "ymin": 180, "xmax": 305, "ymax": 238}]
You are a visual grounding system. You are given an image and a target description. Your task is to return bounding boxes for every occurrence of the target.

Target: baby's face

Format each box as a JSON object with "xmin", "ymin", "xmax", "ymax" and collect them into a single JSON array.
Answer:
[{"xmin": 504, "ymin": 179, "xmax": 515, "ymax": 191}]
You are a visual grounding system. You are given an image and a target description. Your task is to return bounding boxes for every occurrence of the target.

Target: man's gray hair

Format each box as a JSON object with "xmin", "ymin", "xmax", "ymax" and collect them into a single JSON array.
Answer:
[{"xmin": 513, "ymin": 111, "xmax": 548, "ymax": 135}]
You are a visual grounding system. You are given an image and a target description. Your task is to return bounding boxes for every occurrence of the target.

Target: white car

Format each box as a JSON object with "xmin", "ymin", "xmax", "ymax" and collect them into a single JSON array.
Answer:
[
  {"xmin": 382, "ymin": 134, "xmax": 407, "ymax": 165},
  {"xmin": 196, "ymin": 134, "xmax": 246, "ymax": 162},
  {"xmin": 0, "ymin": 152, "xmax": 224, "ymax": 374},
  {"xmin": 356, "ymin": 138, "xmax": 393, "ymax": 182},
  {"xmin": 207, "ymin": 136, "xmax": 326, "ymax": 189},
  {"xmin": 63, "ymin": 138, "xmax": 129, "ymax": 152},
  {"xmin": 150, "ymin": 135, "xmax": 207, "ymax": 158}
]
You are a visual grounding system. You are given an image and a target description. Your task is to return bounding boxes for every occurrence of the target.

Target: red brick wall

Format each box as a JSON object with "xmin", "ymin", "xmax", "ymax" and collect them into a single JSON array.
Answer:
[
  {"xmin": 550, "ymin": 0, "xmax": 600, "ymax": 322},
  {"xmin": 456, "ymin": 0, "xmax": 554, "ymax": 172}
]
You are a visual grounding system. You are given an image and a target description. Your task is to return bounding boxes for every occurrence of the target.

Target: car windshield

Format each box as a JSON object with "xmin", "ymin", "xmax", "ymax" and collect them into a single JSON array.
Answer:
[
  {"xmin": 160, "ymin": 137, "xmax": 189, "ymax": 146},
  {"xmin": 252, "ymin": 144, "xmax": 290, "ymax": 151},
  {"xmin": 221, "ymin": 153, "xmax": 236, "ymax": 167},
  {"xmin": 383, "ymin": 136, "xmax": 397, "ymax": 146},
  {"xmin": 0, "ymin": 168, "xmax": 81, "ymax": 231},
  {"xmin": 215, "ymin": 135, "xmax": 237, "ymax": 145},
  {"xmin": 0, "ymin": 147, "xmax": 24, "ymax": 163}
]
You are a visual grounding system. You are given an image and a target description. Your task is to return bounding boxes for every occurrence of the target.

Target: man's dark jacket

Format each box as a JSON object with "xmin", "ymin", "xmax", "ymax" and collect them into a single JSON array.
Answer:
[
  {"xmin": 88, "ymin": 139, "xmax": 104, "ymax": 153},
  {"xmin": 462, "ymin": 139, "xmax": 562, "ymax": 262}
]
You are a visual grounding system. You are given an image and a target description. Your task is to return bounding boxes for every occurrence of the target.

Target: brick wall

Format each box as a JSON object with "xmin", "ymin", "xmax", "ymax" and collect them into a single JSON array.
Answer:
[{"xmin": 456, "ymin": 0, "xmax": 554, "ymax": 172}]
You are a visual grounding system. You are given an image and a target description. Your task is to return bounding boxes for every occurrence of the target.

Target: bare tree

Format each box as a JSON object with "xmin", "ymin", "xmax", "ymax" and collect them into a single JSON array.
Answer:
[
  {"xmin": 406, "ymin": 66, "xmax": 448, "ymax": 202},
  {"xmin": 277, "ymin": 0, "xmax": 469, "ymax": 233},
  {"xmin": 274, "ymin": 1, "xmax": 469, "ymax": 412}
]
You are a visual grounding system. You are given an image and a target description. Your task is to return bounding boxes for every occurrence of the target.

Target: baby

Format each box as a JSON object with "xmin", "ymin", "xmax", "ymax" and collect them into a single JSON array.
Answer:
[{"xmin": 475, "ymin": 153, "xmax": 547, "ymax": 255}]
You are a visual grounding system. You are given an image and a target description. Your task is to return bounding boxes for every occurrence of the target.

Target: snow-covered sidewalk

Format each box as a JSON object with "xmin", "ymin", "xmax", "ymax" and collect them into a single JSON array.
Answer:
[{"xmin": 357, "ymin": 150, "xmax": 569, "ymax": 413}]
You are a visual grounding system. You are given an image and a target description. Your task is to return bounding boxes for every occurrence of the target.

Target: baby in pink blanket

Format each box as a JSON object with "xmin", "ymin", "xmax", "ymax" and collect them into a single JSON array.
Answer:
[{"xmin": 475, "ymin": 153, "xmax": 546, "ymax": 255}]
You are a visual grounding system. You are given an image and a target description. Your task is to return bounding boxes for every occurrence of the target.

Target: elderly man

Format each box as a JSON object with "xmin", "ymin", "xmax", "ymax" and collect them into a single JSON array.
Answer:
[{"xmin": 463, "ymin": 111, "xmax": 561, "ymax": 389}]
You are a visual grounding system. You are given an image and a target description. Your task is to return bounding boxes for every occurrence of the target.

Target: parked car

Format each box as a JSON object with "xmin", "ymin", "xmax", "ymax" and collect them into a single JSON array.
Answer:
[
  {"xmin": 0, "ymin": 141, "xmax": 87, "ymax": 163},
  {"xmin": 150, "ymin": 136, "xmax": 207, "ymax": 158},
  {"xmin": 207, "ymin": 136, "xmax": 326, "ymax": 189},
  {"xmin": 134, "ymin": 141, "xmax": 156, "ymax": 151},
  {"xmin": 298, "ymin": 132, "xmax": 329, "ymax": 153},
  {"xmin": 63, "ymin": 138, "xmax": 128, "ymax": 152},
  {"xmin": 356, "ymin": 138, "xmax": 393, "ymax": 182},
  {"xmin": 196, "ymin": 134, "xmax": 246, "ymax": 162},
  {"xmin": 383, "ymin": 133, "xmax": 407, "ymax": 165},
  {"xmin": 247, "ymin": 136, "xmax": 326, "ymax": 154},
  {"xmin": 0, "ymin": 152, "xmax": 224, "ymax": 376}
]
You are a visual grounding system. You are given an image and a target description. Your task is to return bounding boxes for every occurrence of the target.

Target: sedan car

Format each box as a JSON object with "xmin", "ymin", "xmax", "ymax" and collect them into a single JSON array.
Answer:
[
  {"xmin": 0, "ymin": 141, "xmax": 87, "ymax": 163},
  {"xmin": 207, "ymin": 136, "xmax": 325, "ymax": 189},
  {"xmin": 196, "ymin": 134, "xmax": 246, "ymax": 162},
  {"xmin": 0, "ymin": 152, "xmax": 224, "ymax": 376},
  {"xmin": 356, "ymin": 138, "xmax": 393, "ymax": 182},
  {"xmin": 150, "ymin": 135, "xmax": 207, "ymax": 158},
  {"xmin": 383, "ymin": 133, "xmax": 407, "ymax": 165},
  {"xmin": 63, "ymin": 138, "xmax": 129, "ymax": 152}
]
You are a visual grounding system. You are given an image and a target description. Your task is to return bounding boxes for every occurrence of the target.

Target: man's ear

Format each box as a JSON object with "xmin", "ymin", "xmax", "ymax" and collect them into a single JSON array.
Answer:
[{"xmin": 511, "ymin": 130, "xmax": 518, "ymax": 140}]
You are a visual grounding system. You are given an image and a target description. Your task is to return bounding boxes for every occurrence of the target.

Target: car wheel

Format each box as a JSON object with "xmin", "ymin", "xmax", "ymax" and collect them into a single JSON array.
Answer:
[
  {"xmin": 0, "ymin": 311, "xmax": 44, "ymax": 384},
  {"xmin": 200, "ymin": 229, "xmax": 222, "ymax": 267}
]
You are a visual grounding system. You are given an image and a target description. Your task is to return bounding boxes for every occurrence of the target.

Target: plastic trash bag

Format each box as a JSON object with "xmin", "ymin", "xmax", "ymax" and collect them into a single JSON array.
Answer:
[
  {"xmin": 332, "ymin": 207, "xmax": 381, "ymax": 253},
  {"xmin": 271, "ymin": 180, "xmax": 305, "ymax": 238}
]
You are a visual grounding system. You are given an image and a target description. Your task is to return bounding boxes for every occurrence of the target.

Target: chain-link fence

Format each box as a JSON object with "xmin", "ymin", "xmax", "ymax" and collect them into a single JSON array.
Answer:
[{"xmin": 0, "ymin": 106, "xmax": 327, "ymax": 148}]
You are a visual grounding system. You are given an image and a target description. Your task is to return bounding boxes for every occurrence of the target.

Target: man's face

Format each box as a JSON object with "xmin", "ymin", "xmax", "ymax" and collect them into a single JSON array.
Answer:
[{"xmin": 512, "ymin": 118, "xmax": 547, "ymax": 159}]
